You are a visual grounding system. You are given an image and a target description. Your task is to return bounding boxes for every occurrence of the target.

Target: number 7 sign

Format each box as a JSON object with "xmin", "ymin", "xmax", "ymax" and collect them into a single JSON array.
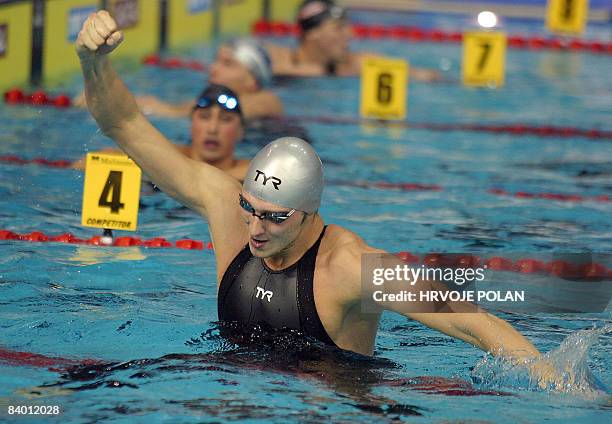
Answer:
[
  {"xmin": 81, "ymin": 153, "xmax": 141, "ymax": 231},
  {"xmin": 462, "ymin": 31, "xmax": 507, "ymax": 88}
]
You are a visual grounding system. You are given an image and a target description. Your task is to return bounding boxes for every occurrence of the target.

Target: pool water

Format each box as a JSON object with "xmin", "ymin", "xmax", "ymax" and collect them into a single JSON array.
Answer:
[{"xmin": 1, "ymin": 9, "xmax": 611, "ymax": 423}]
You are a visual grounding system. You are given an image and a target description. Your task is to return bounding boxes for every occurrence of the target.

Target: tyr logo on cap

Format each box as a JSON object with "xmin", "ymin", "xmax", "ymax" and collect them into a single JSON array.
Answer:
[{"xmin": 254, "ymin": 170, "xmax": 281, "ymax": 190}]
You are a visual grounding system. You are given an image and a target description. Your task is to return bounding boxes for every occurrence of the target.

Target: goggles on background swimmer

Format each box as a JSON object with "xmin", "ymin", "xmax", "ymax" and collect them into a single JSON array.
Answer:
[
  {"xmin": 297, "ymin": 1, "xmax": 347, "ymax": 32},
  {"xmin": 193, "ymin": 84, "xmax": 243, "ymax": 118},
  {"xmin": 239, "ymin": 194, "xmax": 296, "ymax": 224}
]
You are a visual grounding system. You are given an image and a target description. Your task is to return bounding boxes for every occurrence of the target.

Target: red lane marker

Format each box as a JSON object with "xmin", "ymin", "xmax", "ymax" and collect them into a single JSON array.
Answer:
[
  {"xmin": 2, "ymin": 152, "xmax": 610, "ymax": 203},
  {"xmin": 287, "ymin": 116, "xmax": 612, "ymax": 141},
  {"xmin": 253, "ymin": 20, "xmax": 611, "ymax": 56},
  {"xmin": 1, "ymin": 153, "xmax": 609, "ymax": 204},
  {"xmin": 3, "ymin": 88, "xmax": 72, "ymax": 108},
  {"xmin": 0, "ymin": 347, "xmax": 102, "ymax": 370},
  {"xmin": 485, "ymin": 257, "xmax": 515, "ymax": 271},
  {"xmin": 489, "ymin": 188, "xmax": 611, "ymax": 203},
  {"xmin": 0, "ymin": 229, "xmax": 213, "ymax": 250},
  {"xmin": 143, "ymin": 237, "xmax": 173, "ymax": 248},
  {"xmin": 114, "ymin": 236, "xmax": 143, "ymax": 247},
  {"xmin": 1, "ymin": 229, "xmax": 609, "ymax": 279},
  {"xmin": 141, "ymin": 54, "xmax": 207, "ymax": 72},
  {"xmin": 383, "ymin": 376, "xmax": 512, "ymax": 397},
  {"xmin": 175, "ymin": 239, "xmax": 204, "ymax": 250},
  {"xmin": 1, "ymin": 155, "xmax": 73, "ymax": 168}
]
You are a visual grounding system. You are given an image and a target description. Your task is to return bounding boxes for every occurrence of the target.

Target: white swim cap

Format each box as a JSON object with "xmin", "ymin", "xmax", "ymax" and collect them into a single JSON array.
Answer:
[
  {"xmin": 226, "ymin": 39, "xmax": 273, "ymax": 88},
  {"xmin": 243, "ymin": 137, "xmax": 323, "ymax": 213}
]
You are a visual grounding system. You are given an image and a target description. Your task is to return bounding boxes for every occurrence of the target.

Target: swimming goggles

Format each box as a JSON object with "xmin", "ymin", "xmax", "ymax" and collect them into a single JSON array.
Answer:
[
  {"xmin": 195, "ymin": 92, "xmax": 242, "ymax": 115},
  {"xmin": 239, "ymin": 194, "xmax": 296, "ymax": 224}
]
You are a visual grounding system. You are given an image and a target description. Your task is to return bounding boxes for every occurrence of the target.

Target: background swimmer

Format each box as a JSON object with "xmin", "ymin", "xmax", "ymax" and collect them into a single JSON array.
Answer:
[
  {"xmin": 72, "ymin": 84, "xmax": 249, "ymax": 181},
  {"xmin": 136, "ymin": 39, "xmax": 283, "ymax": 120},
  {"xmin": 266, "ymin": 0, "xmax": 441, "ymax": 81}
]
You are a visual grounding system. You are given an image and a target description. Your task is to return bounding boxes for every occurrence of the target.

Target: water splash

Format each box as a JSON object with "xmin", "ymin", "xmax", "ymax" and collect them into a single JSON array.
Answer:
[{"xmin": 472, "ymin": 324, "xmax": 610, "ymax": 397}]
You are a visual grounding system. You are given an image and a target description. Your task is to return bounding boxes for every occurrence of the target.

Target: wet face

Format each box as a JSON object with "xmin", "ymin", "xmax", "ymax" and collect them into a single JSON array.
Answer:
[
  {"xmin": 307, "ymin": 17, "xmax": 351, "ymax": 63},
  {"xmin": 209, "ymin": 46, "xmax": 258, "ymax": 93},
  {"xmin": 190, "ymin": 105, "xmax": 244, "ymax": 164},
  {"xmin": 239, "ymin": 191, "xmax": 308, "ymax": 258}
]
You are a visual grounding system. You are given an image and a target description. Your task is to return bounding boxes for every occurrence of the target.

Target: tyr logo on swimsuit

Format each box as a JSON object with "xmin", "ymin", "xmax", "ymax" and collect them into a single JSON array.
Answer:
[
  {"xmin": 254, "ymin": 170, "xmax": 281, "ymax": 190},
  {"xmin": 255, "ymin": 286, "xmax": 273, "ymax": 302}
]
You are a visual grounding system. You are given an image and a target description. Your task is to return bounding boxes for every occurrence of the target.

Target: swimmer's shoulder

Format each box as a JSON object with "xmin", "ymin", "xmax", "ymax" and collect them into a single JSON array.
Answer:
[
  {"xmin": 320, "ymin": 225, "xmax": 381, "ymax": 273},
  {"xmin": 322, "ymin": 224, "xmax": 374, "ymax": 249},
  {"xmin": 317, "ymin": 225, "xmax": 378, "ymax": 301}
]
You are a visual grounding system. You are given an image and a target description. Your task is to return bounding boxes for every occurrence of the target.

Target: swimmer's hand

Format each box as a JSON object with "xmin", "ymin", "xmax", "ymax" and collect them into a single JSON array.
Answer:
[
  {"xmin": 527, "ymin": 358, "xmax": 571, "ymax": 390},
  {"xmin": 526, "ymin": 357, "xmax": 598, "ymax": 392},
  {"xmin": 75, "ymin": 10, "xmax": 124, "ymax": 60}
]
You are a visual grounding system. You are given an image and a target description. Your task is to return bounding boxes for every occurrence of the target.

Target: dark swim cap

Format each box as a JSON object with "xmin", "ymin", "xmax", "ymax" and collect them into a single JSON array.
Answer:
[
  {"xmin": 194, "ymin": 84, "xmax": 243, "ymax": 119},
  {"xmin": 297, "ymin": 0, "xmax": 347, "ymax": 33}
]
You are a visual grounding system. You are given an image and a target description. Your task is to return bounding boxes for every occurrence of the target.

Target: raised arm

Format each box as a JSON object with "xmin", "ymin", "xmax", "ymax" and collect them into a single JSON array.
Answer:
[{"xmin": 75, "ymin": 11, "xmax": 247, "ymax": 277}]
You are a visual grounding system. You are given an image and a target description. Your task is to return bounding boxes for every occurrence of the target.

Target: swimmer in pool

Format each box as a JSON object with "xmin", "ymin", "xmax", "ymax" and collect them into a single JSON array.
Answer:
[
  {"xmin": 136, "ymin": 38, "xmax": 283, "ymax": 120},
  {"xmin": 76, "ymin": 11, "xmax": 575, "ymax": 389},
  {"xmin": 266, "ymin": 0, "xmax": 441, "ymax": 81},
  {"xmin": 72, "ymin": 84, "xmax": 249, "ymax": 181}
]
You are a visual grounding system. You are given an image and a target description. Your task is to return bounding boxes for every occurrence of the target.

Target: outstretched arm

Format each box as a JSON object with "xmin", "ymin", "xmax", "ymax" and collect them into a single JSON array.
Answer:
[
  {"xmin": 367, "ymin": 251, "xmax": 540, "ymax": 360},
  {"xmin": 406, "ymin": 311, "xmax": 540, "ymax": 360},
  {"xmin": 337, "ymin": 237, "xmax": 540, "ymax": 360}
]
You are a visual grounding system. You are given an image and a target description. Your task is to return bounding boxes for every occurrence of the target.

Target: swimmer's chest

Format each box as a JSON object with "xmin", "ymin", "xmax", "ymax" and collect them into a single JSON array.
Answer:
[{"xmin": 219, "ymin": 258, "xmax": 301, "ymax": 329}]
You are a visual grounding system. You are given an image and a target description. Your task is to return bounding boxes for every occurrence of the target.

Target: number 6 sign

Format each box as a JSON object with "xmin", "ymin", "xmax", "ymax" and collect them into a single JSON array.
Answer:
[
  {"xmin": 360, "ymin": 57, "xmax": 408, "ymax": 121},
  {"xmin": 81, "ymin": 153, "xmax": 141, "ymax": 231}
]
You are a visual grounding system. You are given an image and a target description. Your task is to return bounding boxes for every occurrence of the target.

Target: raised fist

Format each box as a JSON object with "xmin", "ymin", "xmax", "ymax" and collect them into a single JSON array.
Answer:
[{"xmin": 75, "ymin": 10, "xmax": 124, "ymax": 59}]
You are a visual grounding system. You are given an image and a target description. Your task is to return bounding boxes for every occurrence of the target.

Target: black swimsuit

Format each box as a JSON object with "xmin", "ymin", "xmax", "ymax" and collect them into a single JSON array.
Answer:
[{"xmin": 218, "ymin": 226, "xmax": 337, "ymax": 347}]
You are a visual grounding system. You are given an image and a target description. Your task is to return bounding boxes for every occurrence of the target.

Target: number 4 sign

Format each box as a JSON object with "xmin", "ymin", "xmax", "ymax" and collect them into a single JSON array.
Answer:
[
  {"xmin": 462, "ymin": 31, "xmax": 507, "ymax": 88},
  {"xmin": 81, "ymin": 153, "xmax": 141, "ymax": 231},
  {"xmin": 360, "ymin": 57, "xmax": 408, "ymax": 121}
]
